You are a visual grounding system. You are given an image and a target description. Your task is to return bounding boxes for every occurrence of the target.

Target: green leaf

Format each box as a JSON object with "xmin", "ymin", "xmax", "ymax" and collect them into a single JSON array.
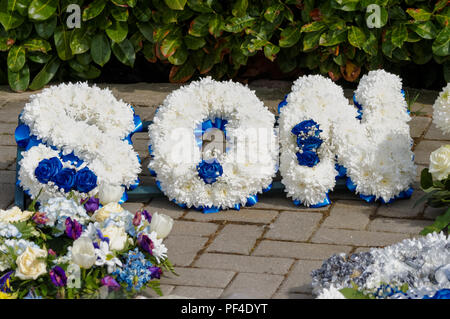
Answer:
[
  {"xmin": 421, "ymin": 168, "xmax": 434, "ymax": 189},
  {"xmin": 382, "ymin": 29, "xmax": 394, "ymax": 58},
  {"xmin": 70, "ymin": 28, "xmax": 91, "ymax": 54},
  {"xmin": 73, "ymin": 64, "xmax": 101, "ymax": 79},
  {"xmin": 223, "ymin": 15, "xmax": 256, "ymax": 33},
  {"xmin": 264, "ymin": 4, "xmax": 284, "ymax": 23},
  {"xmin": 54, "ymin": 26, "xmax": 73, "ymax": 61},
  {"xmin": 9, "ymin": 0, "xmax": 32, "ymax": 16},
  {"xmin": 28, "ymin": 0, "xmax": 57, "ymax": 21},
  {"xmin": 301, "ymin": 21, "xmax": 326, "ymax": 33},
  {"xmin": 406, "ymin": 8, "xmax": 432, "ymax": 21},
  {"xmin": 106, "ymin": 20, "xmax": 128, "ymax": 43},
  {"xmin": 409, "ymin": 21, "xmax": 438, "ymax": 40},
  {"xmin": 348, "ymin": 26, "xmax": 366, "ymax": 49},
  {"xmin": 111, "ymin": 7, "xmax": 128, "ymax": 22},
  {"xmin": 319, "ymin": 29, "xmax": 347, "ymax": 47},
  {"xmin": 8, "ymin": 63, "xmax": 29, "ymax": 92},
  {"xmin": 27, "ymin": 51, "xmax": 51, "ymax": 63},
  {"xmin": 339, "ymin": 287, "xmax": 372, "ymax": 299},
  {"xmin": 420, "ymin": 207, "xmax": 450, "ymax": 235},
  {"xmin": 189, "ymin": 14, "xmax": 210, "ymax": 37},
  {"xmin": 0, "ymin": 0, "xmax": 25, "ymax": 30},
  {"xmin": 184, "ymin": 34, "xmax": 205, "ymax": 50},
  {"xmin": 391, "ymin": 24, "xmax": 408, "ymax": 48},
  {"xmin": 91, "ymin": 34, "xmax": 111, "ymax": 66},
  {"xmin": 137, "ymin": 22, "xmax": 154, "ymax": 43},
  {"xmin": 34, "ymin": 15, "xmax": 56, "ymax": 39},
  {"xmin": 7, "ymin": 45, "xmax": 26, "ymax": 71},
  {"xmin": 111, "ymin": 39, "xmax": 135, "ymax": 67},
  {"xmin": 132, "ymin": 6, "xmax": 151, "ymax": 22},
  {"xmin": 82, "ymin": 0, "xmax": 106, "ymax": 21},
  {"xmin": 232, "ymin": 0, "xmax": 248, "ymax": 17},
  {"xmin": 208, "ymin": 14, "xmax": 222, "ymax": 37},
  {"xmin": 279, "ymin": 26, "xmax": 301, "ymax": 48},
  {"xmin": 11, "ymin": 221, "xmax": 39, "ymax": 239},
  {"xmin": 22, "ymin": 38, "xmax": 51, "ymax": 53},
  {"xmin": 169, "ymin": 60, "xmax": 195, "ymax": 82},
  {"xmin": 264, "ymin": 43, "xmax": 280, "ymax": 62},
  {"xmin": 362, "ymin": 32, "xmax": 378, "ymax": 56},
  {"xmin": 303, "ymin": 31, "xmax": 322, "ymax": 51},
  {"xmin": 432, "ymin": 28, "xmax": 450, "ymax": 56},
  {"xmin": 160, "ymin": 35, "xmax": 182, "ymax": 58},
  {"xmin": 168, "ymin": 45, "xmax": 188, "ymax": 65},
  {"xmin": 332, "ymin": 0, "xmax": 360, "ymax": 11},
  {"xmin": 164, "ymin": 0, "xmax": 186, "ymax": 10}
]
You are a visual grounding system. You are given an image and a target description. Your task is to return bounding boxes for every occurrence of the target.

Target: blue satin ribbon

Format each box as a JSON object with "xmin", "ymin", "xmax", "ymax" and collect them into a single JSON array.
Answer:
[
  {"xmin": 200, "ymin": 206, "xmax": 221, "ymax": 214},
  {"xmin": 335, "ymin": 163, "xmax": 347, "ymax": 179},
  {"xmin": 346, "ymin": 177, "xmax": 357, "ymax": 192},
  {"xmin": 195, "ymin": 118, "xmax": 228, "ymax": 148},
  {"xmin": 15, "ymin": 124, "xmax": 30, "ymax": 148},
  {"xmin": 359, "ymin": 194, "xmax": 376, "ymax": 203},
  {"xmin": 60, "ymin": 151, "xmax": 84, "ymax": 167},
  {"xmin": 278, "ymin": 95, "xmax": 288, "ymax": 114},
  {"xmin": 128, "ymin": 178, "xmax": 140, "ymax": 191},
  {"xmin": 293, "ymin": 192, "xmax": 330, "ymax": 208},
  {"xmin": 148, "ymin": 168, "xmax": 157, "ymax": 176},
  {"xmin": 246, "ymin": 194, "xmax": 258, "ymax": 207},
  {"xmin": 171, "ymin": 199, "xmax": 187, "ymax": 209},
  {"xmin": 347, "ymin": 177, "xmax": 413, "ymax": 204},
  {"xmin": 233, "ymin": 203, "xmax": 241, "ymax": 211},
  {"xmin": 118, "ymin": 190, "xmax": 128, "ymax": 204},
  {"xmin": 262, "ymin": 183, "xmax": 272, "ymax": 192}
]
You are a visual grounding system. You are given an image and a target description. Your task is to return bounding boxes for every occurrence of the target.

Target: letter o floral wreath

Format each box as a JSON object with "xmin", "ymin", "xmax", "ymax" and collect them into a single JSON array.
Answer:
[
  {"xmin": 16, "ymin": 83, "xmax": 142, "ymax": 204},
  {"xmin": 148, "ymin": 77, "xmax": 278, "ymax": 213}
]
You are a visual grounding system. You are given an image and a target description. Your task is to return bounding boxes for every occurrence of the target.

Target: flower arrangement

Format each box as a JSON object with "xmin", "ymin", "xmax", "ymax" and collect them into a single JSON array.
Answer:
[
  {"xmin": 418, "ymin": 83, "xmax": 450, "ymax": 235},
  {"xmin": 16, "ymin": 83, "xmax": 142, "ymax": 204},
  {"xmin": 278, "ymin": 70, "xmax": 415, "ymax": 207},
  {"xmin": 312, "ymin": 233, "xmax": 450, "ymax": 299},
  {"xmin": 148, "ymin": 77, "xmax": 278, "ymax": 213},
  {"xmin": 0, "ymin": 197, "xmax": 175, "ymax": 299}
]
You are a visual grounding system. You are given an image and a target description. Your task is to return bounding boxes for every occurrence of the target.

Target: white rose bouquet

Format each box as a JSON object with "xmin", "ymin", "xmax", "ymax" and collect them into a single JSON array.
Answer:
[
  {"xmin": 418, "ymin": 83, "xmax": 450, "ymax": 235},
  {"xmin": 0, "ymin": 196, "xmax": 175, "ymax": 299}
]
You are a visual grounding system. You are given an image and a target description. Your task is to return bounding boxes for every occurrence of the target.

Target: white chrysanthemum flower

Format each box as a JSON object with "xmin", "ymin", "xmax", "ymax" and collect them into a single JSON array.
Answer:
[
  {"xmin": 148, "ymin": 77, "xmax": 278, "ymax": 210},
  {"xmin": 316, "ymin": 285, "xmax": 346, "ymax": 299},
  {"xmin": 145, "ymin": 231, "xmax": 168, "ymax": 264},
  {"xmin": 18, "ymin": 82, "xmax": 141, "ymax": 201},
  {"xmin": 432, "ymin": 83, "xmax": 450, "ymax": 134}
]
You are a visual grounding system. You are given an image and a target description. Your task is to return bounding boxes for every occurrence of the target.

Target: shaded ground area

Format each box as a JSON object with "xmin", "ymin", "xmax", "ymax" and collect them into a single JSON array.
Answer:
[{"xmin": 0, "ymin": 82, "xmax": 446, "ymax": 299}]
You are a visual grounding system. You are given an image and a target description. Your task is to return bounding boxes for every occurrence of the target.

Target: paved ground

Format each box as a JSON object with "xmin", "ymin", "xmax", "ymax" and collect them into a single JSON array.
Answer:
[{"xmin": 0, "ymin": 82, "xmax": 446, "ymax": 299}]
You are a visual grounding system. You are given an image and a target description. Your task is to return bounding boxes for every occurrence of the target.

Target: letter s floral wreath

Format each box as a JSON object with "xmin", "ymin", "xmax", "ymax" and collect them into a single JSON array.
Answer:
[
  {"xmin": 15, "ymin": 83, "xmax": 142, "ymax": 204},
  {"xmin": 148, "ymin": 77, "xmax": 278, "ymax": 213}
]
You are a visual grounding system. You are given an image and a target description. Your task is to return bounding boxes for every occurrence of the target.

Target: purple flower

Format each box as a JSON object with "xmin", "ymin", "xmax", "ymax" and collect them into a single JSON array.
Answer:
[
  {"xmin": 101, "ymin": 276, "xmax": 120, "ymax": 290},
  {"xmin": 65, "ymin": 217, "xmax": 82, "ymax": 240},
  {"xmin": 82, "ymin": 197, "xmax": 99, "ymax": 213},
  {"xmin": 148, "ymin": 266, "xmax": 162, "ymax": 279},
  {"xmin": 49, "ymin": 266, "xmax": 67, "ymax": 287},
  {"xmin": 32, "ymin": 211, "xmax": 49, "ymax": 225},
  {"xmin": 0, "ymin": 271, "xmax": 13, "ymax": 293},
  {"xmin": 137, "ymin": 233, "xmax": 154, "ymax": 255},
  {"xmin": 133, "ymin": 211, "xmax": 142, "ymax": 226},
  {"xmin": 141, "ymin": 210, "xmax": 152, "ymax": 222}
]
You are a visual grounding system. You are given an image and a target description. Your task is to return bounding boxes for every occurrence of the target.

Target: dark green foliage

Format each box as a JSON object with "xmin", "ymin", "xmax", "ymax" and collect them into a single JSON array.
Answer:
[{"xmin": 0, "ymin": 0, "xmax": 448, "ymax": 91}]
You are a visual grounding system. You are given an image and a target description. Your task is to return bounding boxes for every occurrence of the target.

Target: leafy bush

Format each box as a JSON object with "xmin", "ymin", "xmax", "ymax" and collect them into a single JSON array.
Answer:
[{"xmin": 0, "ymin": 0, "xmax": 448, "ymax": 91}]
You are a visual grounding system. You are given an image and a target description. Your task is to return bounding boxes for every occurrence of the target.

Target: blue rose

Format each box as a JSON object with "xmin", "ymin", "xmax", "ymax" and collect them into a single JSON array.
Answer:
[
  {"xmin": 291, "ymin": 120, "xmax": 321, "ymax": 137},
  {"xmin": 197, "ymin": 159, "xmax": 223, "ymax": 184},
  {"xmin": 423, "ymin": 289, "xmax": 450, "ymax": 299},
  {"xmin": 35, "ymin": 157, "xmax": 62, "ymax": 184},
  {"xmin": 296, "ymin": 151, "xmax": 320, "ymax": 167},
  {"xmin": 297, "ymin": 135, "xmax": 323, "ymax": 151},
  {"xmin": 52, "ymin": 168, "xmax": 77, "ymax": 192},
  {"xmin": 75, "ymin": 168, "xmax": 98, "ymax": 193}
]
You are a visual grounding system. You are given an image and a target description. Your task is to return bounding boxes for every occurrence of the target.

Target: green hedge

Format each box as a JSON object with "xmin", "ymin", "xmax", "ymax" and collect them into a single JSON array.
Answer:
[{"xmin": 0, "ymin": 0, "xmax": 448, "ymax": 91}]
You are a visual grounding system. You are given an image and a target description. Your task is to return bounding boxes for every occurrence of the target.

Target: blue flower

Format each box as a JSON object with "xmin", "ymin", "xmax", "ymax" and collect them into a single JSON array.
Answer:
[
  {"xmin": 34, "ymin": 157, "xmax": 62, "ymax": 184},
  {"xmin": 291, "ymin": 120, "xmax": 321, "ymax": 137},
  {"xmin": 51, "ymin": 168, "xmax": 77, "ymax": 192},
  {"xmin": 197, "ymin": 159, "xmax": 223, "ymax": 184},
  {"xmin": 75, "ymin": 167, "xmax": 97, "ymax": 193},
  {"xmin": 297, "ymin": 135, "xmax": 323, "ymax": 151},
  {"xmin": 296, "ymin": 151, "xmax": 320, "ymax": 167}
]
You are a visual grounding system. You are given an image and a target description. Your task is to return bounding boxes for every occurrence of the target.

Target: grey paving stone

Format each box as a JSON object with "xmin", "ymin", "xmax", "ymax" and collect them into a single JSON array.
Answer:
[
  {"xmin": 264, "ymin": 211, "xmax": 322, "ymax": 241},
  {"xmin": 278, "ymin": 260, "xmax": 322, "ymax": 294},
  {"xmin": 368, "ymin": 217, "xmax": 431, "ymax": 234},
  {"xmin": 172, "ymin": 286, "xmax": 223, "ymax": 299},
  {"xmin": 121, "ymin": 202, "xmax": 144, "ymax": 213},
  {"xmin": 311, "ymin": 227, "xmax": 410, "ymax": 247},
  {"xmin": 376, "ymin": 190, "xmax": 426, "ymax": 218},
  {"xmin": 409, "ymin": 116, "xmax": 431, "ymax": 138},
  {"xmin": 322, "ymin": 200, "xmax": 376, "ymax": 230},
  {"xmin": 165, "ymin": 235, "xmax": 207, "ymax": 266},
  {"xmin": 194, "ymin": 253, "xmax": 294, "ymax": 275},
  {"xmin": 252, "ymin": 240, "xmax": 352, "ymax": 260},
  {"xmin": 0, "ymin": 135, "xmax": 15, "ymax": 146},
  {"xmin": 171, "ymin": 221, "xmax": 219, "ymax": 237},
  {"xmin": 184, "ymin": 209, "xmax": 277, "ymax": 224},
  {"xmin": 0, "ymin": 183, "xmax": 14, "ymax": 209},
  {"xmin": 0, "ymin": 123, "xmax": 17, "ymax": 134},
  {"xmin": 414, "ymin": 140, "xmax": 447, "ymax": 165},
  {"xmin": 141, "ymin": 284, "xmax": 175, "ymax": 298},
  {"xmin": 423, "ymin": 206, "xmax": 447, "ymax": 220},
  {"xmin": 222, "ymin": 272, "xmax": 284, "ymax": 299},
  {"xmin": 0, "ymin": 146, "xmax": 16, "ymax": 169},
  {"xmin": 424, "ymin": 123, "xmax": 449, "ymax": 140},
  {"xmin": 161, "ymin": 267, "xmax": 235, "ymax": 288},
  {"xmin": 0, "ymin": 170, "xmax": 15, "ymax": 184},
  {"xmin": 250, "ymin": 194, "xmax": 329, "ymax": 212},
  {"xmin": 143, "ymin": 197, "xmax": 185, "ymax": 219},
  {"xmin": 272, "ymin": 291, "xmax": 313, "ymax": 299},
  {"xmin": 207, "ymin": 224, "xmax": 264, "ymax": 255}
]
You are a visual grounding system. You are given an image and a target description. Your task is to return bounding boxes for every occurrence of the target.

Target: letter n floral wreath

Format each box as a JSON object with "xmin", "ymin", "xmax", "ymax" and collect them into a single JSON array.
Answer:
[{"xmin": 148, "ymin": 77, "xmax": 278, "ymax": 213}]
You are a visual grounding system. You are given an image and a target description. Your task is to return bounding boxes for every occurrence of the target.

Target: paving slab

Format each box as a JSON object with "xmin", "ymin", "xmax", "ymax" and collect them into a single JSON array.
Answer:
[
  {"xmin": 207, "ymin": 224, "xmax": 264, "ymax": 255},
  {"xmin": 322, "ymin": 200, "xmax": 376, "ymax": 230},
  {"xmin": 171, "ymin": 221, "xmax": 219, "ymax": 237},
  {"xmin": 414, "ymin": 140, "xmax": 447, "ymax": 165},
  {"xmin": 368, "ymin": 218, "xmax": 432, "ymax": 234},
  {"xmin": 184, "ymin": 209, "xmax": 277, "ymax": 224},
  {"xmin": 277, "ymin": 260, "xmax": 323, "ymax": 294},
  {"xmin": 161, "ymin": 267, "xmax": 235, "ymax": 288},
  {"xmin": 165, "ymin": 235, "xmax": 207, "ymax": 266},
  {"xmin": 222, "ymin": 272, "xmax": 284, "ymax": 299},
  {"xmin": 376, "ymin": 189, "xmax": 426, "ymax": 218},
  {"xmin": 264, "ymin": 211, "xmax": 323, "ymax": 241},
  {"xmin": 172, "ymin": 286, "xmax": 224, "ymax": 299}
]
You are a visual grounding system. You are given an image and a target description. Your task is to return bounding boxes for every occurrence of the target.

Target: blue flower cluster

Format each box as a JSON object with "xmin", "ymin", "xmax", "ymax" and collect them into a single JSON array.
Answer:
[
  {"xmin": 34, "ymin": 157, "xmax": 97, "ymax": 193},
  {"xmin": 373, "ymin": 284, "xmax": 407, "ymax": 299},
  {"xmin": 197, "ymin": 159, "xmax": 223, "ymax": 184},
  {"xmin": 112, "ymin": 248, "xmax": 159, "ymax": 291},
  {"xmin": 291, "ymin": 120, "xmax": 323, "ymax": 167}
]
